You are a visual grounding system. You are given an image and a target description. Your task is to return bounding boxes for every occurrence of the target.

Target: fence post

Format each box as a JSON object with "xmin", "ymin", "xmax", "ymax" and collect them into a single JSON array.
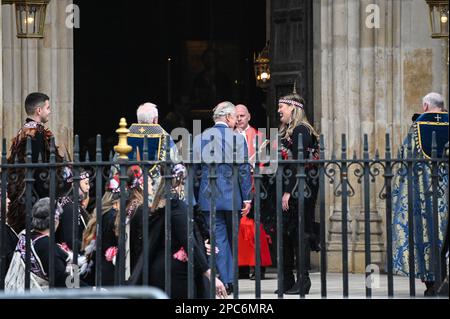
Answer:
[
  {"xmin": 319, "ymin": 135, "xmax": 327, "ymax": 297},
  {"xmin": 114, "ymin": 118, "xmax": 132, "ymax": 286},
  {"xmin": 94, "ymin": 135, "xmax": 103, "ymax": 288},
  {"xmin": 430, "ymin": 132, "xmax": 442, "ymax": 286},
  {"xmin": 276, "ymin": 135, "xmax": 284, "ymax": 298},
  {"xmin": 384, "ymin": 134, "xmax": 394, "ymax": 297},
  {"xmin": 24, "ymin": 138, "xmax": 33, "ymax": 291},
  {"xmin": 0, "ymin": 139, "xmax": 7, "ymax": 290},
  {"xmin": 340, "ymin": 134, "xmax": 349, "ymax": 298},
  {"xmin": 406, "ymin": 134, "xmax": 416, "ymax": 296},
  {"xmin": 254, "ymin": 135, "xmax": 262, "ymax": 299},
  {"xmin": 141, "ymin": 136, "xmax": 149, "ymax": 287},
  {"xmin": 297, "ymin": 134, "xmax": 306, "ymax": 298},
  {"xmin": 207, "ymin": 135, "xmax": 217, "ymax": 299},
  {"xmin": 363, "ymin": 135, "xmax": 372, "ymax": 298},
  {"xmin": 48, "ymin": 137, "xmax": 56, "ymax": 288},
  {"xmin": 163, "ymin": 137, "xmax": 172, "ymax": 297},
  {"xmin": 186, "ymin": 134, "xmax": 195, "ymax": 298}
]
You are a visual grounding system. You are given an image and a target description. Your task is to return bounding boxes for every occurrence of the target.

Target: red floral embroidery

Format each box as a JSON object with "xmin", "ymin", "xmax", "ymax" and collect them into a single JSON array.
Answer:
[
  {"xmin": 58, "ymin": 242, "xmax": 70, "ymax": 253},
  {"xmin": 173, "ymin": 247, "xmax": 188, "ymax": 262},
  {"xmin": 105, "ymin": 246, "xmax": 118, "ymax": 262},
  {"xmin": 281, "ymin": 149, "xmax": 289, "ymax": 160}
]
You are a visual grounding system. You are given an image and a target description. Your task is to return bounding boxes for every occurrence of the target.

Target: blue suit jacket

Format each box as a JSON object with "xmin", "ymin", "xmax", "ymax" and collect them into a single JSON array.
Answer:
[{"xmin": 194, "ymin": 123, "xmax": 252, "ymax": 211}]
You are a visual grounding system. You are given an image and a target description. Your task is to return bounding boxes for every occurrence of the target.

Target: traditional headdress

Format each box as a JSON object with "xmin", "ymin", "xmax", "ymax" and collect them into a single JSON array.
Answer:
[
  {"xmin": 107, "ymin": 174, "xmax": 121, "ymax": 193},
  {"xmin": 278, "ymin": 81, "xmax": 304, "ymax": 109},
  {"xmin": 63, "ymin": 167, "xmax": 90, "ymax": 184},
  {"xmin": 129, "ymin": 165, "xmax": 143, "ymax": 190}
]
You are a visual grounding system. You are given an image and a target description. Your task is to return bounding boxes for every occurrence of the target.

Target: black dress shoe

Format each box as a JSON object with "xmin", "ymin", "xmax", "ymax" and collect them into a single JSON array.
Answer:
[
  {"xmin": 284, "ymin": 276, "xmax": 311, "ymax": 295},
  {"xmin": 424, "ymin": 287, "xmax": 436, "ymax": 297},
  {"xmin": 274, "ymin": 282, "xmax": 295, "ymax": 294},
  {"xmin": 249, "ymin": 272, "xmax": 266, "ymax": 280},
  {"xmin": 424, "ymin": 281, "xmax": 437, "ymax": 297},
  {"xmin": 226, "ymin": 284, "xmax": 233, "ymax": 295}
]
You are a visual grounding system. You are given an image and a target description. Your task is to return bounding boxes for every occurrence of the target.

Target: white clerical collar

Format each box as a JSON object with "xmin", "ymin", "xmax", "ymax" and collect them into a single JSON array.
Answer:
[
  {"xmin": 215, "ymin": 121, "xmax": 229, "ymax": 128},
  {"xmin": 236, "ymin": 125, "xmax": 251, "ymax": 134}
]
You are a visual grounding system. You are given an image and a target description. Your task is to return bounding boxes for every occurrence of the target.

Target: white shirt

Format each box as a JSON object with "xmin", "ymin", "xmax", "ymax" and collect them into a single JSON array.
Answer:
[{"xmin": 215, "ymin": 121, "xmax": 229, "ymax": 128}]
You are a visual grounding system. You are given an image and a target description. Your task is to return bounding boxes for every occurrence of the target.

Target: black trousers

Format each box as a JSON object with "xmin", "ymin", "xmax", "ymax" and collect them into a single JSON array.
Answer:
[{"xmin": 282, "ymin": 184, "xmax": 318, "ymax": 283}]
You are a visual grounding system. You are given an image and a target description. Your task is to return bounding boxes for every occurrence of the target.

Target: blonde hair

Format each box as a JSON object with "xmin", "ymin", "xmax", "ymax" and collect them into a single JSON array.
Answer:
[
  {"xmin": 150, "ymin": 176, "xmax": 166, "ymax": 213},
  {"xmin": 114, "ymin": 188, "xmax": 144, "ymax": 237},
  {"xmin": 279, "ymin": 94, "xmax": 319, "ymax": 140},
  {"xmin": 82, "ymin": 191, "xmax": 119, "ymax": 250}
]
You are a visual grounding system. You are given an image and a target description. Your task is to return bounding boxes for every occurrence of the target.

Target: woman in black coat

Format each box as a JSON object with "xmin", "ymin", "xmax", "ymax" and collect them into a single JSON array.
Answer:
[
  {"xmin": 276, "ymin": 91, "xmax": 320, "ymax": 295},
  {"xmin": 128, "ymin": 178, "xmax": 227, "ymax": 299}
]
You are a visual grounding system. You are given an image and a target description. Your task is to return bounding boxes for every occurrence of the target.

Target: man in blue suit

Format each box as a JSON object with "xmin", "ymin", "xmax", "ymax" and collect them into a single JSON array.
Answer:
[{"xmin": 193, "ymin": 101, "xmax": 252, "ymax": 294}]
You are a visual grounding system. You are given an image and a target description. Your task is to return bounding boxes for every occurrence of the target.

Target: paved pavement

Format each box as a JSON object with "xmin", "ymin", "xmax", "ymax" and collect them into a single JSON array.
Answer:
[{"xmin": 232, "ymin": 272, "xmax": 442, "ymax": 299}]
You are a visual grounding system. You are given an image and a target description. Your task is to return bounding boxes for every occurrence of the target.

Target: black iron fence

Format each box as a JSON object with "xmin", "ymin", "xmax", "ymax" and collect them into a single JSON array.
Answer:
[{"xmin": 0, "ymin": 132, "xmax": 448, "ymax": 299}]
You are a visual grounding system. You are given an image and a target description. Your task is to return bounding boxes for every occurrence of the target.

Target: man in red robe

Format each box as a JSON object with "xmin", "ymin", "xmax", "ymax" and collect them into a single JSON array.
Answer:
[{"xmin": 235, "ymin": 104, "xmax": 272, "ymax": 280}]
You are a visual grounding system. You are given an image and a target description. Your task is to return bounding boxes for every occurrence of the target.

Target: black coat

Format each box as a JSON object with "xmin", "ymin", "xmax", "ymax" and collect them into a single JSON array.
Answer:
[
  {"xmin": 128, "ymin": 199, "xmax": 211, "ymax": 298},
  {"xmin": 262, "ymin": 124, "xmax": 320, "ymax": 250},
  {"xmin": 31, "ymin": 232, "xmax": 70, "ymax": 287},
  {"xmin": 55, "ymin": 197, "xmax": 89, "ymax": 252},
  {"xmin": 82, "ymin": 208, "xmax": 118, "ymax": 287},
  {"xmin": 0, "ymin": 224, "xmax": 19, "ymax": 284}
]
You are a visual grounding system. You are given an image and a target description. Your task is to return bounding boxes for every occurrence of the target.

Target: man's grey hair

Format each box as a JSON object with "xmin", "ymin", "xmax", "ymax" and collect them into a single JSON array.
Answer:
[
  {"xmin": 137, "ymin": 102, "xmax": 158, "ymax": 124},
  {"xmin": 212, "ymin": 101, "xmax": 236, "ymax": 122},
  {"xmin": 423, "ymin": 92, "xmax": 445, "ymax": 110}
]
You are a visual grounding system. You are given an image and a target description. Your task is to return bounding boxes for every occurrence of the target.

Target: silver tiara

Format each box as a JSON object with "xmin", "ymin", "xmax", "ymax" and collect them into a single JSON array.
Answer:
[{"xmin": 279, "ymin": 99, "xmax": 304, "ymax": 109}]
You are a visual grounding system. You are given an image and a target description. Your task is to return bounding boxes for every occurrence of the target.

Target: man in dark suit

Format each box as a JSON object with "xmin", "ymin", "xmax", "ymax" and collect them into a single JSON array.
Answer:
[{"xmin": 194, "ymin": 101, "xmax": 252, "ymax": 294}]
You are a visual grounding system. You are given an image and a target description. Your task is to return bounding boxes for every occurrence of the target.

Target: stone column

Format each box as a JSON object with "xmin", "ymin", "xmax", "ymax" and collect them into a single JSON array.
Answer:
[
  {"xmin": 317, "ymin": 0, "xmax": 445, "ymax": 273},
  {"xmin": 325, "ymin": 0, "xmax": 355, "ymax": 272},
  {"xmin": 443, "ymin": 38, "xmax": 449, "ymax": 106},
  {"xmin": 351, "ymin": 0, "xmax": 385, "ymax": 273},
  {"xmin": 1, "ymin": 0, "xmax": 73, "ymax": 154}
]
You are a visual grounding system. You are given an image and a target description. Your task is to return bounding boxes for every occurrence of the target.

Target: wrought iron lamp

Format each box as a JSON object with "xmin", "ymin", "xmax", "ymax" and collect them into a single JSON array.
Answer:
[
  {"xmin": 425, "ymin": 0, "xmax": 449, "ymax": 38},
  {"xmin": 425, "ymin": 0, "xmax": 449, "ymax": 65},
  {"xmin": 254, "ymin": 41, "xmax": 271, "ymax": 90},
  {"xmin": 1, "ymin": 0, "xmax": 51, "ymax": 38}
]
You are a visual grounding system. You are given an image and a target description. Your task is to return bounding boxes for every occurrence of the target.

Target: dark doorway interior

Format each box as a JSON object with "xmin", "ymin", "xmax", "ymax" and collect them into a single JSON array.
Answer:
[{"xmin": 74, "ymin": 0, "xmax": 267, "ymax": 159}]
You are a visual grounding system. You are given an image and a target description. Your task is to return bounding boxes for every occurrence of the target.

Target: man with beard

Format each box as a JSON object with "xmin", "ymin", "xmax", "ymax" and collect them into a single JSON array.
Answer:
[{"xmin": 7, "ymin": 93, "xmax": 63, "ymax": 234}]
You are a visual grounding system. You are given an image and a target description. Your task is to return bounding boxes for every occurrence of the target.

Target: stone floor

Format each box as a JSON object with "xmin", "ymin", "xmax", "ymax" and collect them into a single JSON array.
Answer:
[{"xmin": 232, "ymin": 272, "xmax": 442, "ymax": 299}]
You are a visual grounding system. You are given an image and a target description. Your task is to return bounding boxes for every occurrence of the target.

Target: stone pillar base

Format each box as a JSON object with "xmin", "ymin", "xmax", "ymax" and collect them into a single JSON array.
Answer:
[
  {"xmin": 326, "ymin": 251, "xmax": 355, "ymax": 273},
  {"xmin": 353, "ymin": 210, "xmax": 385, "ymax": 273},
  {"xmin": 327, "ymin": 210, "xmax": 353, "ymax": 272}
]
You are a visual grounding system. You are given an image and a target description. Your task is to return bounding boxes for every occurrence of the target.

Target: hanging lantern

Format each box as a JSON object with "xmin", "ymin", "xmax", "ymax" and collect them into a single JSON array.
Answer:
[
  {"xmin": 2, "ymin": 0, "xmax": 51, "ymax": 39},
  {"xmin": 254, "ymin": 42, "xmax": 271, "ymax": 90},
  {"xmin": 425, "ymin": 0, "xmax": 449, "ymax": 38}
]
